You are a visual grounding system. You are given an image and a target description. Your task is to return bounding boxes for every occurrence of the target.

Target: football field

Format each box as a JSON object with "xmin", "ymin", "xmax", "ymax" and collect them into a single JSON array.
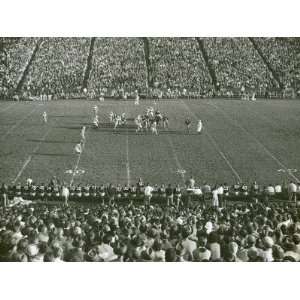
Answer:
[{"xmin": 1, "ymin": 98, "xmax": 300, "ymax": 187}]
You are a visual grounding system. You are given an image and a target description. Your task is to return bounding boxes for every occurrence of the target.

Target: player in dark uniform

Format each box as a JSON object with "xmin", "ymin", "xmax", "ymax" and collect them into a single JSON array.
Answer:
[
  {"xmin": 162, "ymin": 114, "xmax": 169, "ymax": 129},
  {"xmin": 185, "ymin": 118, "xmax": 191, "ymax": 133}
]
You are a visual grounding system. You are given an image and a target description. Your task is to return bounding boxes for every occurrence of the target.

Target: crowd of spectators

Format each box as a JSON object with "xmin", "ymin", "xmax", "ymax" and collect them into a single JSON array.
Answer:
[
  {"xmin": 1, "ymin": 176, "xmax": 300, "ymax": 262},
  {"xmin": 88, "ymin": 38, "xmax": 148, "ymax": 97},
  {"xmin": 22, "ymin": 38, "xmax": 90, "ymax": 98},
  {"xmin": 0, "ymin": 38, "xmax": 38, "ymax": 99},
  {"xmin": 203, "ymin": 38, "xmax": 277, "ymax": 96},
  {"xmin": 148, "ymin": 38, "xmax": 214, "ymax": 98},
  {"xmin": 1, "ymin": 37, "xmax": 299, "ymax": 100},
  {"xmin": 254, "ymin": 38, "xmax": 300, "ymax": 92}
]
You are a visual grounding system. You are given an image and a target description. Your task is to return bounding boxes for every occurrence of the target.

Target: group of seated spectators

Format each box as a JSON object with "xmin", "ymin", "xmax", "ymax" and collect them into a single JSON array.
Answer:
[
  {"xmin": 148, "ymin": 38, "xmax": 214, "ymax": 97},
  {"xmin": 22, "ymin": 38, "xmax": 91, "ymax": 98},
  {"xmin": 88, "ymin": 38, "xmax": 148, "ymax": 96},
  {"xmin": 203, "ymin": 37, "xmax": 277, "ymax": 96},
  {"xmin": 1, "ymin": 37, "xmax": 299, "ymax": 100},
  {"xmin": 254, "ymin": 38, "xmax": 300, "ymax": 92},
  {"xmin": 1, "ymin": 176, "xmax": 300, "ymax": 262},
  {"xmin": 0, "ymin": 38, "xmax": 38, "ymax": 99}
]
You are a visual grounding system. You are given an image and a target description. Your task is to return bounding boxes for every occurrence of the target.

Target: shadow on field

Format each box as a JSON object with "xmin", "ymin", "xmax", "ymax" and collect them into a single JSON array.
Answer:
[
  {"xmin": 52, "ymin": 115, "xmax": 87, "ymax": 118},
  {"xmin": 54, "ymin": 126, "xmax": 83, "ymax": 130},
  {"xmin": 27, "ymin": 139, "xmax": 77, "ymax": 144},
  {"xmin": 90, "ymin": 128, "xmax": 192, "ymax": 135},
  {"xmin": 34, "ymin": 152, "xmax": 72, "ymax": 157}
]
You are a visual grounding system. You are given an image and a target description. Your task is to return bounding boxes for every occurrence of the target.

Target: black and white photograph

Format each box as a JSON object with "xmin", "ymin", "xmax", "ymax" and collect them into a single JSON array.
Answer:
[
  {"xmin": 0, "ymin": 0, "xmax": 299, "ymax": 299},
  {"xmin": 1, "ymin": 36, "xmax": 300, "ymax": 262}
]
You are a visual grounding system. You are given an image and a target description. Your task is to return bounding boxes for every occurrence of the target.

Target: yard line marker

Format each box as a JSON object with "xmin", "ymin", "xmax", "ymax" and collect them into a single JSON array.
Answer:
[
  {"xmin": 12, "ymin": 126, "xmax": 53, "ymax": 184},
  {"xmin": 208, "ymin": 101, "xmax": 300, "ymax": 183},
  {"xmin": 70, "ymin": 150, "xmax": 82, "ymax": 187},
  {"xmin": 0, "ymin": 102, "xmax": 16, "ymax": 113},
  {"xmin": 1, "ymin": 105, "xmax": 39, "ymax": 141},
  {"xmin": 180, "ymin": 100, "xmax": 243, "ymax": 183}
]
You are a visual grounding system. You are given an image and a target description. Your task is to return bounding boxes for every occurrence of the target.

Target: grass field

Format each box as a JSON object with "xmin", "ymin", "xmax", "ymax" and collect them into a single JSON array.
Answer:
[{"xmin": 1, "ymin": 98, "xmax": 300, "ymax": 187}]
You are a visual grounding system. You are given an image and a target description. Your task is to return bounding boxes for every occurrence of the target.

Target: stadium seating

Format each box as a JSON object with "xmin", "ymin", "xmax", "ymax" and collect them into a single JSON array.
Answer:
[
  {"xmin": 203, "ymin": 38, "xmax": 276, "ymax": 95},
  {"xmin": 1, "ymin": 37, "xmax": 299, "ymax": 98},
  {"xmin": 23, "ymin": 38, "xmax": 90, "ymax": 97},
  {"xmin": 88, "ymin": 38, "xmax": 148, "ymax": 96},
  {"xmin": 0, "ymin": 38, "xmax": 38, "ymax": 97},
  {"xmin": 253, "ymin": 38, "xmax": 300, "ymax": 89},
  {"xmin": 1, "ymin": 179, "xmax": 300, "ymax": 262},
  {"xmin": 148, "ymin": 38, "xmax": 214, "ymax": 96}
]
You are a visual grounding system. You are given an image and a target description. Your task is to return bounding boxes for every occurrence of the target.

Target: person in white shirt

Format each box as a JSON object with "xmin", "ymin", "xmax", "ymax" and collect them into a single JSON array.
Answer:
[
  {"xmin": 81, "ymin": 126, "xmax": 86, "ymax": 142},
  {"xmin": 26, "ymin": 178, "xmax": 33, "ymax": 186},
  {"xmin": 197, "ymin": 120, "xmax": 203, "ymax": 134},
  {"xmin": 187, "ymin": 176, "xmax": 195, "ymax": 188},
  {"xmin": 134, "ymin": 90, "xmax": 139, "ymax": 105},
  {"xmin": 61, "ymin": 184, "xmax": 70, "ymax": 206},
  {"xmin": 93, "ymin": 115, "xmax": 99, "ymax": 128},
  {"xmin": 75, "ymin": 142, "xmax": 83, "ymax": 154},
  {"xmin": 144, "ymin": 183, "xmax": 154, "ymax": 205},
  {"xmin": 93, "ymin": 105, "xmax": 98, "ymax": 116},
  {"xmin": 266, "ymin": 184, "xmax": 275, "ymax": 196},
  {"xmin": 288, "ymin": 181, "xmax": 297, "ymax": 203},
  {"xmin": 217, "ymin": 184, "xmax": 224, "ymax": 207},
  {"xmin": 212, "ymin": 186, "xmax": 219, "ymax": 208},
  {"xmin": 274, "ymin": 183, "xmax": 282, "ymax": 195},
  {"xmin": 42, "ymin": 111, "xmax": 47, "ymax": 123},
  {"xmin": 150, "ymin": 121, "xmax": 158, "ymax": 135}
]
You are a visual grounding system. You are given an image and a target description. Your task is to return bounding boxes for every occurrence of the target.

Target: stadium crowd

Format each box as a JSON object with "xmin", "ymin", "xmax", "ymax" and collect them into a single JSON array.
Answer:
[
  {"xmin": 21, "ymin": 38, "xmax": 91, "ymax": 99},
  {"xmin": 203, "ymin": 38, "xmax": 277, "ymax": 96},
  {"xmin": 0, "ymin": 38, "xmax": 38, "ymax": 98},
  {"xmin": 1, "ymin": 177, "xmax": 300, "ymax": 262},
  {"xmin": 1, "ymin": 37, "xmax": 299, "ymax": 100},
  {"xmin": 88, "ymin": 38, "xmax": 148, "ymax": 98},
  {"xmin": 254, "ymin": 38, "xmax": 300, "ymax": 90},
  {"xmin": 148, "ymin": 38, "xmax": 214, "ymax": 98}
]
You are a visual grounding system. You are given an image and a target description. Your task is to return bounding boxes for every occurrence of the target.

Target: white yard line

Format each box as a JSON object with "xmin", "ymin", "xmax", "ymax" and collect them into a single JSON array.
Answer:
[
  {"xmin": 180, "ymin": 100, "xmax": 243, "ymax": 183},
  {"xmin": 12, "ymin": 126, "xmax": 53, "ymax": 184},
  {"xmin": 166, "ymin": 133, "xmax": 186, "ymax": 184},
  {"xmin": 1, "ymin": 105, "xmax": 39, "ymax": 141},
  {"xmin": 0, "ymin": 102, "xmax": 16, "ymax": 113},
  {"xmin": 69, "ymin": 149, "xmax": 83, "ymax": 187},
  {"xmin": 125, "ymin": 130, "xmax": 131, "ymax": 186},
  {"xmin": 208, "ymin": 101, "xmax": 300, "ymax": 182},
  {"xmin": 69, "ymin": 120, "xmax": 90, "ymax": 186}
]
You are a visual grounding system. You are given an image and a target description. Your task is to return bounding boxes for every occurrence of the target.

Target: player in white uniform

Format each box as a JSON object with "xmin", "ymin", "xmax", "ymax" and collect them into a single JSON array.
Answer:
[
  {"xmin": 134, "ymin": 90, "xmax": 139, "ymax": 105},
  {"xmin": 42, "ymin": 111, "xmax": 47, "ymax": 123},
  {"xmin": 109, "ymin": 112, "xmax": 115, "ymax": 123},
  {"xmin": 93, "ymin": 115, "xmax": 99, "ymax": 128},
  {"xmin": 114, "ymin": 115, "xmax": 122, "ymax": 130},
  {"xmin": 197, "ymin": 120, "xmax": 203, "ymax": 134},
  {"xmin": 93, "ymin": 105, "xmax": 99, "ymax": 116},
  {"xmin": 81, "ymin": 126, "xmax": 86, "ymax": 142},
  {"xmin": 135, "ymin": 115, "xmax": 143, "ymax": 133},
  {"xmin": 151, "ymin": 121, "xmax": 158, "ymax": 135},
  {"xmin": 75, "ymin": 142, "xmax": 83, "ymax": 154}
]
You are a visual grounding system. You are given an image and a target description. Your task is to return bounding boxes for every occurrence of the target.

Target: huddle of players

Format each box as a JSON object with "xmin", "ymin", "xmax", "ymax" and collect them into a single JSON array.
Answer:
[{"xmin": 134, "ymin": 107, "xmax": 169, "ymax": 135}]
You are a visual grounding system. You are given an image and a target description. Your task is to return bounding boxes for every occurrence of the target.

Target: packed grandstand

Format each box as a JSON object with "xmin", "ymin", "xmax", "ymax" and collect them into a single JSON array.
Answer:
[
  {"xmin": 1, "ymin": 37, "xmax": 300, "ymax": 262},
  {"xmin": 0, "ymin": 37, "xmax": 299, "ymax": 100}
]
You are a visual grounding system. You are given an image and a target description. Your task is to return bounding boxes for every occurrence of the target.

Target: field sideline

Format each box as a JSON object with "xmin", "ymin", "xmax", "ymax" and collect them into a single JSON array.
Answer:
[{"xmin": 0, "ymin": 98, "xmax": 300, "ymax": 187}]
